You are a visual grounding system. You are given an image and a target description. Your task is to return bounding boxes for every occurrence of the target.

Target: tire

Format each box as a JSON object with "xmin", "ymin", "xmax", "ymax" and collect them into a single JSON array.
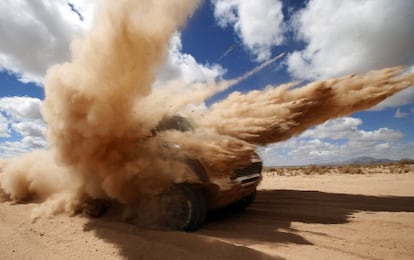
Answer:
[
  {"xmin": 161, "ymin": 184, "xmax": 206, "ymax": 231},
  {"xmin": 231, "ymin": 190, "xmax": 256, "ymax": 213},
  {"xmin": 82, "ymin": 198, "xmax": 111, "ymax": 218}
]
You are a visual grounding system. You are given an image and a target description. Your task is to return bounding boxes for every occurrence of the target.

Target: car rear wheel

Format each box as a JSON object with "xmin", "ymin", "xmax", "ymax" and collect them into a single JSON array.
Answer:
[{"xmin": 161, "ymin": 184, "xmax": 206, "ymax": 231}]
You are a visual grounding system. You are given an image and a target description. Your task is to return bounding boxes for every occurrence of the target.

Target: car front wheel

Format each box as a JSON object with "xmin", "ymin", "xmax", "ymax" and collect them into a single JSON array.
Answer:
[{"xmin": 160, "ymin": 184, "xmax": 206, "ymax": 231}]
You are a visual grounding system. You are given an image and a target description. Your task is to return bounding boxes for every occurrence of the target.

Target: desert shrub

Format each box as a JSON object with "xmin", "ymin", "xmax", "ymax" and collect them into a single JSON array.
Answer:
[
  {"xmin": 264, "ymin": 161, "xmax": 414, "ymax": 176},
  {"xmin": 399, "ymin": 159, "xmax": 414, "ymax": 165},
  {"xmin": 342, "ymin": 164, "xmax": 364, "ymax": 174},
  {"xmin": 303, "ymin": 164, "xmax": 317, "ymax": 175}
]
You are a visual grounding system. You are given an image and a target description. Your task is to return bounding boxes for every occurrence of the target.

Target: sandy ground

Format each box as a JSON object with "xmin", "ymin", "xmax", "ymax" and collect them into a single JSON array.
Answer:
[{"xmin": 1, "ymin": 173, "xmax": 414, "ymax": 260}]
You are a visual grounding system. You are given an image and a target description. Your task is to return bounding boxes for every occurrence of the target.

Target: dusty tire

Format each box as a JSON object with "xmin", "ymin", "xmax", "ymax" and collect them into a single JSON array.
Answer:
[
  {"xmin": 161, "ymin": 184, "xmax": 206, "ymax": 231},
  {"xmin": 82, "ymin": 199, "xmax": 111, "ymax": 218}
]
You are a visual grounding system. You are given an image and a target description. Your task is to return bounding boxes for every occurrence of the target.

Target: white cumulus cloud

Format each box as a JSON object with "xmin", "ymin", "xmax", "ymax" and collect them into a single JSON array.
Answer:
[
  {"xmin": 394, "ymin": 108, "xmax": 409, "ymax": 119},
  {"xmin": 156, "ymin": 33, "xmax": 225, "ymax": 85},
  {"xmin": 212, "ymin": 0, "xmax": 285, "ymax": 62},
  {"xmin": 0, "ymin": 113, "xmax": 10, "ymax": 138},
  {"xmin": 301, "ymin": 117, "xmax": 362, "ymax": 140},
  {"xmin": 287, "ymin": 0, "xmax": 414, "ymax": 80},
  {"xmin": 0, "ymin": 97, "xmax": 43, "ymax": 121},
  {"xmin": 0, "ymin": 97, "xmax": 48, "ymax": 157},
  {"xmin": 0, "ymin": 0, "xmax": 95, "ymax": 84},
  {"xmin": 259, "ymin": 116, "xmax": 407, "ymax": 166},
  {"xmin": 303, "ymin": 117, "xmax": 403, "ymax": 143},
  {"xmin": 11, "ymin": 121, "xmax": 46, "ymax": 138},
  {"xmin": 373, "ymin": 87, "xmax": 414, "ymax": 111}
]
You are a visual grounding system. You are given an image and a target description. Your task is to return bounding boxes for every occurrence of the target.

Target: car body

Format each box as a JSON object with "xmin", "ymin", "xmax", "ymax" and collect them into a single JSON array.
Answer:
[
  {"xmin": 83, "ymin": 115, "xmax": 263, "ymax": 231},
  {"xmin": 155, "ymin": 115, "xmax": 263, "ymax": 231}
]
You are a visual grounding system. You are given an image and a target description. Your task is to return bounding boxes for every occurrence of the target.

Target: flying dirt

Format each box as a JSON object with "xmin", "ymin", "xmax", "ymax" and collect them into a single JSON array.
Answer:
[{"xmin": 0, "ymin": 0, "xmax": 413, "ymax": 227}]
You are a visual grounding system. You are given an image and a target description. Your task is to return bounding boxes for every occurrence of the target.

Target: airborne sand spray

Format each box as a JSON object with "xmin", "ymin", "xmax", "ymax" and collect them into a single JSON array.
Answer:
[
  {"xmin": 0, "ymin": 0, "xmax": 413, "ymax": 219},
  {"xmin": 42, "ymin": 0, "xmax": 205, "ymax": 205},
  {"xmin": 1, "ymin": 0, "xmax": 205, "ymax": 215},
  {"xmin": 198, "ymin": 67, "xmax": 414, "ymax": 145}
]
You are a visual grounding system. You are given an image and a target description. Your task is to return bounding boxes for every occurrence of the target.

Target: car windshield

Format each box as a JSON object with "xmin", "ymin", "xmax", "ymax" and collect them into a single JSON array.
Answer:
[{"xmin": 155, "ymin": 116, "xmax": 194, "ymax": 132}]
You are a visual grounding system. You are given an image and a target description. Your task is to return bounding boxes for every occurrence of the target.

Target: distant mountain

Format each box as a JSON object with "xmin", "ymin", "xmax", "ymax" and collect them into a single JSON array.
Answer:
[
  {"xmin": 339, "ymin": 156, "xmax": 395, "ymax": 165},
  {"xmin": 267, "ymin": 157, "xmax": 413, "ymax": 167},
  {"xmin": 319, "ymin": 156, "xmax": 396, "ymax": 166}
]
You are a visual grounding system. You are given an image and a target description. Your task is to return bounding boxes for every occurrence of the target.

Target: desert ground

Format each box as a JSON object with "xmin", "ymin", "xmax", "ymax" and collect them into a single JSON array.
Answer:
[{"xmin": 1, "ymin": 165, "xmax": 414, "ymax": 260}]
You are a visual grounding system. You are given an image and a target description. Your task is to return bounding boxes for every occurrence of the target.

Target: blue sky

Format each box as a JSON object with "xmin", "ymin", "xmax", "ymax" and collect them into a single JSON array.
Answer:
[{"xmin": 0, "ymin": 0, "xmax": 413, "ymax": 165}]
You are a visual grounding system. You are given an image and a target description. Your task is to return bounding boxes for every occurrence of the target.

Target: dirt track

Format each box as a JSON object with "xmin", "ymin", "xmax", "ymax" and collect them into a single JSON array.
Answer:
[{"xmin": 1, "ymin": 173, "xmax": 414, "ymax": 259}]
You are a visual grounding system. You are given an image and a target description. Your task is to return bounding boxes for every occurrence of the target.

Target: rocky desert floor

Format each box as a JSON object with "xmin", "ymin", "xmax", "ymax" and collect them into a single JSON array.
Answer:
[{"xmin": 1, "ymin": 166, "xmax": 414, "ymax": 260}]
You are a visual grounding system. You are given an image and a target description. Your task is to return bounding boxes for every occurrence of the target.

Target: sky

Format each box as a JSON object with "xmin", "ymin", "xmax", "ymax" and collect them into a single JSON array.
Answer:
[{"xmin": 0, "ymin": 0, "xmax": 413, "ymax": 166}]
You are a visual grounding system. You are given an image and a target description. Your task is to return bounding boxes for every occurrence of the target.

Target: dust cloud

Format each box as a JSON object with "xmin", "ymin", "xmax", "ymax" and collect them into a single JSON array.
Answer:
[
  {"xmin": 0, "ymin": 0, "xmax": 413, "ymax": 220},
  {"xmin": 198, "ymin": 67, "xmax": 414, "ymax": 145}
]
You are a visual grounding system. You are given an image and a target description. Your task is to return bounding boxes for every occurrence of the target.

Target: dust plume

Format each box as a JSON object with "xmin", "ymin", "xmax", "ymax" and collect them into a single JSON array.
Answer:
[
  {"xmin": 1, "ymin": 0, "xmax": 204, "ymax": 216},
  {"xmin": 136, "ymin": 52, "xmax": 285, "ymax": 123},
  {"xmin": 0, "ymin": 0, "xmax": 413, "ymax": 222},
  {"xmin": 0, "ymin": 150, "xmax": 74, "ymax": 202},
  {"xmin": 198, "ymin": 67, "xmax": 414, "ymax": 145},
  {"xmin": 41, "ymin": 0, "xmax": 205, "ymax": 206}
]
